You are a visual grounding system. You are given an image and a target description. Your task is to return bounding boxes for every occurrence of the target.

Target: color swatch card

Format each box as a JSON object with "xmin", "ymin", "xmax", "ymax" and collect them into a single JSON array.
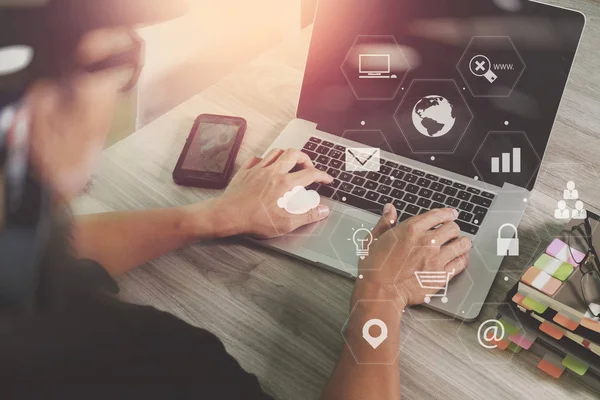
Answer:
[
  {"xmin": 546, "ymin": 238, "xmax": 585, "ymax": 267},
  {"xmin": 534, "ymin": 254, "xmax": 574, "ymax": 281},
  {"xmin": 522, "ymin": 266, "xmax": 562, "ymax": 296}
]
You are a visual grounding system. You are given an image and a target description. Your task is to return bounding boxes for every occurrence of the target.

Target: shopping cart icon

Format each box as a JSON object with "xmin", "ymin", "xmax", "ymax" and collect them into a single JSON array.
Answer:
[{"xmin": 414, "ymin": 269, "xmax": 455, "ymax": 304}]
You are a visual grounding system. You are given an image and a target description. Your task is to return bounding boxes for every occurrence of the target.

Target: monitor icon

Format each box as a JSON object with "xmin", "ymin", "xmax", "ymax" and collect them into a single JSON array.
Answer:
[{"xmin": 358, "ymin": 54, "xmax": 395, "ymax": 79}]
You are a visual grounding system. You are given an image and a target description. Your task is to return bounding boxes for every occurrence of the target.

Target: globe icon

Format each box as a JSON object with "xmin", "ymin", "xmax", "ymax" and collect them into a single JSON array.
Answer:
[{"xmin": 411, "ymin": 95, "xmax": 456, "ymax": 137}]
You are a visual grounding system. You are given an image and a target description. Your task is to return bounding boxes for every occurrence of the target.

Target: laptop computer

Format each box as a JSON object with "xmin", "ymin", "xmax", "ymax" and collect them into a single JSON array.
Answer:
[{"xmin": 258, "ymin": 0, "xmax": 585, "ymax": 321}]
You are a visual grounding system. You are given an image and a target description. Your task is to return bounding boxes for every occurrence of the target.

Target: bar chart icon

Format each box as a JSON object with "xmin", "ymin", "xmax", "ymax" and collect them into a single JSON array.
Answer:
[{"xmin": 491, "ymin": 148, "xmax": 521, "ymax": 173}]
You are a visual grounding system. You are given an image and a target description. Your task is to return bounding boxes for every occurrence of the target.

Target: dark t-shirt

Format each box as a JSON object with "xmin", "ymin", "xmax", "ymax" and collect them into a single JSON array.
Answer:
[{"xmin": 0, "ymin": 240, "xmax": 273, "ymax": 398}]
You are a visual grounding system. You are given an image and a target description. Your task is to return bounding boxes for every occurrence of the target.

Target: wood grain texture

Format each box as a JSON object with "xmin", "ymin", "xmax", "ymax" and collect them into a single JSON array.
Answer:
[{"xmin": 72, "ymin": 1, "xmax": 600, "ymax": 398}]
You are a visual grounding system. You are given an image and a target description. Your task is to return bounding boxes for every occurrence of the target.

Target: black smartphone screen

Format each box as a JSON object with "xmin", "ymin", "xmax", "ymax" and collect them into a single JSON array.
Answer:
[{"xmin": 182, "ymin": 120, "xmax": 240, "ymax": 173}]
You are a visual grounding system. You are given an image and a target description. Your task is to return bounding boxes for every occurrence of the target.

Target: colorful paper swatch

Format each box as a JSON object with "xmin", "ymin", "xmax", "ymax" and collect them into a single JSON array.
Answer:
[
  {"xmin": 562, "ymin": 354, "xmax": 589, "ymax": 375},
  {"xmin": 553, "ymin": 313, "xmax": 579, "ymax": 331},
  {"xmin": 538, "ymin": 353, "xmax": 566, "ymax": 379},
  {"xmin": 546, "ymin": 238, "xmax": 585, "ymax": 267},
  {"xmin": 522, "ymin": 266, "xmax": 562, "ymax": 296},
  {"xmin": 522, "ymin": 296, "xmax": 549, "ymax": 314},
  {"xmin": 534, "ymin": 254, "xmax": 574, "ymax": 281}
]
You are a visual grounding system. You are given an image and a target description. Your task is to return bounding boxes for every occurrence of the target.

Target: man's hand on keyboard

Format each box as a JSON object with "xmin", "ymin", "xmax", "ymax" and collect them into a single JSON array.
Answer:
[
  {"xmin": 220, "ymin": 148, "xmax": 333, "ymax": 238},
  {"xmin": 352, "ymin": 205, "xmax": 471, "ymax": 308}
]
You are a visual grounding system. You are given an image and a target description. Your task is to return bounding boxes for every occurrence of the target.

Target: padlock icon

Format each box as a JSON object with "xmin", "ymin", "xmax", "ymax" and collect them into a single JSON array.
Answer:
[{"xmin": 497, "ymin": 223, "xmax": 519, "ymax": 256}]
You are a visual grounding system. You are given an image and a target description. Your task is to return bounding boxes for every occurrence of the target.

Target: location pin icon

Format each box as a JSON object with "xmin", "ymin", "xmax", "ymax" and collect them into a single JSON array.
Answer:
[{"xmin": 362, "ymin": 318, "xmax": 388, "ymax": 349}]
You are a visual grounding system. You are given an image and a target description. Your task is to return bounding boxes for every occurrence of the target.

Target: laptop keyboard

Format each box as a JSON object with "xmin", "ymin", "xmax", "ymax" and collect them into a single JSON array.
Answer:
[{"xmin": 302, "ymin": 136, "xmax": 495, "ymax": 235}]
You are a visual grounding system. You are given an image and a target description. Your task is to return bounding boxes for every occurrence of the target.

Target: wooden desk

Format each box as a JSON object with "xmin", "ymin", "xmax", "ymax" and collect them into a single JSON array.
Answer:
[{"xmin": 72, "ymin": 1, "xmax": 600, "ymax": 398}]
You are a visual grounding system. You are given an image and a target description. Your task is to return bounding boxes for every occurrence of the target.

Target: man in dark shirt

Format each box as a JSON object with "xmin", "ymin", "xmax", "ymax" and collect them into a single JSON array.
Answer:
[{"xmin": 0, "ymin": 1, "xmax": 471, "ymax": 398}]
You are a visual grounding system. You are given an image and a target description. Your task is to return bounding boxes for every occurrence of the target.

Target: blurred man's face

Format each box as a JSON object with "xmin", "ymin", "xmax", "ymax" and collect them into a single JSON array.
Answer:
[{"xmin": 26, "ymin": 28, "xmax": 137, "ymax": 201}]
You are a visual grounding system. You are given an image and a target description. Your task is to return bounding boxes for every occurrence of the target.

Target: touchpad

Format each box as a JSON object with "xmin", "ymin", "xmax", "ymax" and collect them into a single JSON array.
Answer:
[{"xmin": 302, "ymin": 211, "xmax": 376, "ymax": 268}]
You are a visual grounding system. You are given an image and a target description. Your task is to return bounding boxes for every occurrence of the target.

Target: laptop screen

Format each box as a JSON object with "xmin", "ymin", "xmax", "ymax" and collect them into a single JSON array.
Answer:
[{"xmin": 297, "ymin": 0, "xmax": 585, "ymax": 191}]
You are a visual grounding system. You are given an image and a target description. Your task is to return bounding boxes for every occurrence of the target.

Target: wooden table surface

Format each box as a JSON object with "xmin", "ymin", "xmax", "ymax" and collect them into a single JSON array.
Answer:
[{"xmin": 72, "ymin": 1, "xmax": 600, "ymax": 398}]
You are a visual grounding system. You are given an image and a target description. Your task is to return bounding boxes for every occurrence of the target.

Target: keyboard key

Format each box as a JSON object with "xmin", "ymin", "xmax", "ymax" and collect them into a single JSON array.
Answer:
[
  {"xmin": 302, "ymin": 150, "xmax": 317, "ymax": 160},
  {"xmin": 403, "ymin": 174, "xmax": 418, "ymax": 183},
  {"xmin": 440, "ymin": 178, "xmax": 453, "ymax": 185},
  {"xmin": 391, "ymin": 170, "xmax": 405, "ymax": 180},
  {"xmin": 425, "ymin": 174, "xmax": 439, "ymax": 181},
  {"xmin": 392, "ymin": 179, "xmax": 406, "ymax": 190},
  {"xmin": 412, "ymin": 170, "xmax": 425, "ymax": 177},
  {"xmin": 306, "ymin": 182, "xmax": 319, "ymax": 191},
  {"xmin": 377, "ymin": 185, "xmax": 392, "ymax": 195},
  {"xmin": 481, "ymin": 191, "xmax": 495, "ymax": 199},
  {"xmin": 404, "ymin": 193, "xmax": 418, "ymax": 204},
  {"xmin": 430, "ymin": 182, "xmax": 444, "ymax": 192},
  {"xmin": 334, "ymin": 144, "xmax": 345, "ymax": 151},
  {"xmin": 322, "ymin": 140, "xmax": 334, "ymax": 147},
  {"xmin": 471, "ymin": 195, "xmax": 492, "ymax": 208},
  {"xmin": 351, "ymin": 176, "xmax": 366, "ymax": 186},
  {"xmin": 316, "ymin": 154, "xmax": 329, "ymax": 164},
  {"xmin": 393, "ymin": 199, "xmax": 406, "ymax": 210},
  {"xmin": 329, "ymin": 159, "xmax": 343, "ymax": 169},
  {"xmin": 367, "ymin": 171, "xmax": 381, "ymax": 181},
  {"xmin": 453, "ymin": 182, "xmax": 467, "ymax": 190},
  {"xmin": 353, "ymin": 170, "xmax": 367, "ymax": 177},
  {"xmin": 443, "ymin": 186, "xmax": 458, "ymax": 196},
  {"xmin": 327, "ymin": 168, "xmax": 340, "ymax": 178},
  {"xmin": 316, "ymin": 145, "xmax": 330, "ymax": 155},
  {"xmin": 333, "ymin": 191, "xmax": 381, "ymax": 212},
  {"xmin": 432, "ymin": 193, "xmax": 446, "ymax": 202},
  {"xmin": 406, "ymin": 204, "xmax": 420, "ymax": 214},
  {"xmin": 456, "ymin": 220, "xmax": 479, "ymax": 235},
  {"xmin": 385, "ymin": 160, "xmax": 399, "ymax": 168},
  {"xmin": 458, "ymin": 211, "xmax": 473, "ymax": 223},
  {"xmin": 399, "ymin": 165, "xmax": 412, "ymax": 172},
  {"xmin": 339, "ymin": 172, "xmax": 353, "ymax": 182},
  {"xmin": 366, "ymin": 191, "xmax": 380, "ymax": 202},
  {"xmin": 417, "ymin": 198, "xmax": 432, "ymax": 208},
  {"xmin": 309, "ymin": 137, "xmax": 322, "ymax": 143},
  {"xmin": 416, "ymin": 178, "xmax": 431, "ymax": 188},
  {"xmin": 380, "ymin": 165, "xmax": 392, "ymax": 175},
  {"xmin": 352, "ymin": 186, "xmax": 366, "ymax": 197},
  {"xmin": 329, "ymin": 149, "xmax": 343, "ymax": 159},
  {"xmin": 474, "ymin": 206, "xmax": 488, "ymax": 218},
  {"xmin": 406, "ymin": 184, "xmax": 420, "ymax": 194},
  {"xmin": 378, "ymin": 195, "xmax": 393, "ymax": 205},
  {"xmin": 329, "ymin": 179, "xmax": 341, "ymax": 188},
  {"xmin": 456, "ymin": 191, "xmax": 471, "ymax": 201},
  {"xmin": 341, "ymin": 182, "xmax": 354, "ymax": 192},
  {"xmin": 317, "ymin": 185, "xmax": 335, "ymax": 198},
  {"xmin": 379, "ymin": 176, "xmax": 394, "ymax": 185},
  {"xmin": 315, "ymin": 164, "xmax": 328, "ymax": 172},
  {"xmin": 418, "ymin": 188, "xmax": 433, "ymax": 198},
  {"xmin": 445, "ymin": 197, "xmax": 460, "ymax": 207},
  {"xmin": 431, "ymin": 202, "xmax": 445, "ymax": 209},
  {"xmin": 459, "ymin": 201, "xmax": 474, "ymax": 212},
  {"xmin": 467, "ymin": 187, "xmax": 481, "ymax": 195},
  {"xmin": 391, "ymin": 189, "xmax": 405, "ymax": 199},
  {"xmin": 365, "ymin": 181, "xmax": 378, "ymax": 190},
  {"xmin": 304, "ymin": 142, "xmax": 317, "ymax": 151}
]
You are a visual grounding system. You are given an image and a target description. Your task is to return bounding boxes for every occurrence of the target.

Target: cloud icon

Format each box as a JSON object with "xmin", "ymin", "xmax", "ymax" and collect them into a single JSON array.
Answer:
[{"xmin": 277, "ymin": 186, "xmax": 320, "ymax": 215}]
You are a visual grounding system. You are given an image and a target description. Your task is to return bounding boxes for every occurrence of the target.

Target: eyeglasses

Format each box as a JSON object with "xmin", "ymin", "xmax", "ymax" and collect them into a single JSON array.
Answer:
[
  {"xmin": 80, "ymin": 31, "xmax": 144, "ymax": 93},
  {"xmin": 567, "ymin": 216, "xmax": 600, "ymax": 318}
]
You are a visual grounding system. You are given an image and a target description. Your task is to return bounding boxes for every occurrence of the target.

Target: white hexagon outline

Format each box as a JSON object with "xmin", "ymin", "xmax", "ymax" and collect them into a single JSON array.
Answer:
[
  {"xmin": 455, "ymin": 302, "xmax": 525, "ymax": 366},
  {"xmin": 393, "ymin": 79, "xmax": 473, "ymax": 154},
  {"xmin": 341, "ymin": 299, "xmax": 406, "ymax": 365},
  {"xmin": 470, "ymin": 212, "xmax": 543, "ymax": 274},
  {"xmin": 394, "ymin": 243, "xmax": 475, "ymax": 322},
  {"xmin": 471, "ymin": 131, "xmax": 542, "ymax": 192},
  {"xmin": 341, "ymin": 35, "xmax": 411, "ymax": 101},
  {"xmin": 456, "ymin": 36, "xmax": 526, "ymax": 98},
  {"xmin": 528, "ymin": 161, "xmax": 600, "ymax": 240}
]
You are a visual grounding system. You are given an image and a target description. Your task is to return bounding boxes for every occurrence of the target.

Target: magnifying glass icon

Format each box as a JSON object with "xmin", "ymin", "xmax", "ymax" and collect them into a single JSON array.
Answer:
[{"xmin": 469, "ymin": 54, "xmax": 498, "ymax": 83}]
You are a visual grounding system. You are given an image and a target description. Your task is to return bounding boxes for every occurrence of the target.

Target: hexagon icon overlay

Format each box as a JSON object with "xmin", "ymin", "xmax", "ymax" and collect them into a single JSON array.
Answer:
[
  {"xmin": 341, "ymin": 35, "xmax": 410, "ymax": 100},
  {"xmin": 394, "ymin": 79, "xmax": 473, "ymax": 154},
  {"xmin": 457, "ymin": 36, "xmax": 525, "ymax": 98},
  {"xmin": 472, "ymin": 131, "xmax": 541, "ymax": 191}
]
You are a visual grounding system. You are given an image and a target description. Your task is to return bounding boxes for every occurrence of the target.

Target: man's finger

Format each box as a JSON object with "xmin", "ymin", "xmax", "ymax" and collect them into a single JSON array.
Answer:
[
  {"xmin": 438, "ymin": 236, "xmax": 472, "ymax": 266},
  {"xmin": 429, "ymin": 221, "xmax": 460, "ymax": 245},
  {"xmin": 371, "ymin": 203, "xmax": 398, "ymax": 238},
  {"xmin": 273, "ymin": 149, "xmax": 313, "ymax": 173},
  {"xmin": 444, "ymin": 253, "xmax": 469, "ymax": 276},
  {"xmin": 409, "ymin": 208, "xmax": 458, "ymax": 233},
  {"xmin": 241, "ymin": 156, "xmax": 262, "ymax": 170},
  {"xmin": 288, "ymin": 168, "xmax": 333, "ymax": 186},
  {"xmin": 293, "ymin": 205, "xmax": 331, "ymax": 228},
  {"xmin": 258, "ymin": 148, "xmax": 285, "ymax": 167}
]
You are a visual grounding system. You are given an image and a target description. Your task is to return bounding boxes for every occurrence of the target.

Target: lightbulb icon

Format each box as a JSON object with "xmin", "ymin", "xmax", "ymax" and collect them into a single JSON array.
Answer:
[{"xmin": 349, "ymin": 224, "xmax": 376, "ymax": 260}]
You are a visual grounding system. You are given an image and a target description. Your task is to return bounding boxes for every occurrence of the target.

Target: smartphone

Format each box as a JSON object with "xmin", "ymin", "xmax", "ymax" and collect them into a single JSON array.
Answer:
[{"xmin": 173, "ymin": 114, "xmax": 246, "ymax": 189}]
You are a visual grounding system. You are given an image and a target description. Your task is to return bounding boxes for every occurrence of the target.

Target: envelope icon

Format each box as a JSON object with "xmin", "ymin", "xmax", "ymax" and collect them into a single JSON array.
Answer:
[{"xmin": 345, "ymin": 147, "xmax": 380, "ymax": 172}]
